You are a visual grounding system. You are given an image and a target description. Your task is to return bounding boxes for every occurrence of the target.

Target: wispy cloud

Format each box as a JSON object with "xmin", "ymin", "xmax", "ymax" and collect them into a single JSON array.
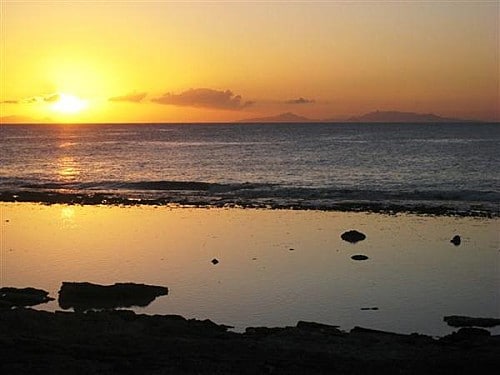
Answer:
[
  {"xmin": 43, "ymin": 94, "xmax": 60, "ymax": 103},
  {"xmin": 285, "ymin": 97, "xmax": 315, "ymax": 105},
  {"xmin": 3, "ymin": 93, "xmax": 61, "ymax": 104},
  {"xmin": 109, "ymin": 92, "xmax": 147, "ymax": 103},
  {"xmin": 152, "ymin": 88, "xmax": 253, "ymax": 110}
]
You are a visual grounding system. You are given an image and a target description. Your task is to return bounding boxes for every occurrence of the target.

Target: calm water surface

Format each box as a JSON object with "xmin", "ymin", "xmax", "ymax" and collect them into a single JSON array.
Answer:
[{"xmin": 1, "ymin": 203, "xmax": 498, "ymax": 336}]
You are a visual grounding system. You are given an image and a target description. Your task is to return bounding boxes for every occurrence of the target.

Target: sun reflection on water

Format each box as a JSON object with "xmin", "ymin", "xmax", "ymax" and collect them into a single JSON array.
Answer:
[
  {"xmin": 60, "ymin": 206, "xmax": 75, "ymax": 220},
  {"xmin": 57, "ymin": 156, "xmax": 81, "ymax": 182}
]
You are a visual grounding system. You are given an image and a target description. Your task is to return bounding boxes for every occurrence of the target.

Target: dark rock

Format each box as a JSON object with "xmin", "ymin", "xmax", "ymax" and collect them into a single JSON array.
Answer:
[
  {"xmin": 0, "ymin": 308, "xmax": 499, "ymax": 374},
  {"xmin": 450, "ymin": 235, "xmax": 461, "ymax": 246},
  {"xmin": 351, "ymin": 254, "xmax": 369, "ymax": 261},
  {"xmin": 211, "ymin": 258, "xmax": 219, "ymax": 265},
  {"xmin": 0, "ymin": 287, "xmax": 54, "ymax": 308},
  {"xmin": 296, "ymin": 321, "xmax": 344, "ymax": 335},
  {"xmin": 361, "ymin": 307, "xmax": 379, "ymax": 310},
  {"xmin": 444, "ymin": 315, "xmax": 500, "ymax": 328},
  {"xmin": 58, "ymin": 282, "xmax": 168, "ymax": 312},
  {"xmin": 245, "ymin": 326, "xmax": 287, "ymax": 336},
  {"xmin": 341, "ymin": 230, "xmax": 366, "ymax": 243},
  {"xmin": 442, "ymin": 327, "xmax": 491, "ymax": 343},
  {"xmin": 351, "ymin": 326, "xmax": 403, "ymax": 336}
]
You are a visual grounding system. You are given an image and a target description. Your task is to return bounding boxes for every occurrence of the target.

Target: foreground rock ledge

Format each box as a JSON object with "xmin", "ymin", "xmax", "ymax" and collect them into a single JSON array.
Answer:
[{"xmin": 0, "ymin": 309, "xmax": 498, "ymax": 375}]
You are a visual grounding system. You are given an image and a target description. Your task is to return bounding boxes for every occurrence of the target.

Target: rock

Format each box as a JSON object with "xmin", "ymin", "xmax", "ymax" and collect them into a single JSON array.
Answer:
[
  {"xmin": 351, "ymin": 254, "xmax": 369, "ymax": 261},
  {"xmin": 350, "ymin": 326, "xmax": 403, "ymax": 336},
  {"xmin": 0, "ymin": 287, "xmax": 54, "ymax": 308},
  {"xmin": 58, "ymin": 282, "xmax": 168, "ymax": 312},
  {"xmin": 245, "ymin": 326, "xmax": 287, "ymax": 336},
  {"xmin": 361, "ymin": 307, "xmax": 379, "ymax": 310},
  {"xmin": 442, "ymin": 327, "xmax": 491, "ymax": 343},
  {"xmin": 450, "ymin": 235, "xmax": 461, "ymax": 246},
  {"xmin": 296, "ymin": 321, "xmax": 344, "ymax": 335},
  {"xmin": 341, "ymin": 230, "xmax": 366, "ymax": 243},
  {"xmin": 211, "ymin": 258, "xmax": 219, "ymax": 265},
  {"xmin": 443, "ymin": 315, "xmax": 500, "ymax": 328}
]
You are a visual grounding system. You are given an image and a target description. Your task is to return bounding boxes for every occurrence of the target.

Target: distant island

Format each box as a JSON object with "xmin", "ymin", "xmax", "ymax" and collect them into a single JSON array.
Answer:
[
  {"xmin": 238, "ymin": 112, "xmax": 317, "ymax": 123},
  {"xmin": 344, "ymin": 110, "xmax": 468, "ymax": 123},
  {"xmin": 239, "ymin": 110, "xmax": 472, "ymax": 123}
]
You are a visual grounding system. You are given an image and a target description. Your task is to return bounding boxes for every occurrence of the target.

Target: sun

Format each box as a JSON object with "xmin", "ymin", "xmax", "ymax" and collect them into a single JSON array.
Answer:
[{"xmin": 51, "ymin": 93, "xmax": 88, "ymax": 114}]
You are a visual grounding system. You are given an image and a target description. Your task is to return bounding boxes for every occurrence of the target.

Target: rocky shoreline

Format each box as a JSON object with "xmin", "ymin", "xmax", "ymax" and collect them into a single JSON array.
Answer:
[
  {"xmin": 0, "ymin": 307, "xmax": 499, "ymax": 374},
  {"xmin": 0, "ymin": 191, "xmax": 496, "ymax": 217}
]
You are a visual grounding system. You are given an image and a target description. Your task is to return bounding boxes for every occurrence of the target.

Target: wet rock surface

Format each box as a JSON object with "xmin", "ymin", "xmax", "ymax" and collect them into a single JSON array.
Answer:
[
  {"xmin": 0, "ymin": 287, "xmax": 54, "ymax": 308},
  {"xmin": 58, "ymin": 282, "xmax": 168, "ymax": 312},
  {"xmin": 341, "ymin": 230, "xmax": 366, "ymax": 243},
  {"xmin": 0, "ymin": 308, "xmax": 499, "ymax": 375}
]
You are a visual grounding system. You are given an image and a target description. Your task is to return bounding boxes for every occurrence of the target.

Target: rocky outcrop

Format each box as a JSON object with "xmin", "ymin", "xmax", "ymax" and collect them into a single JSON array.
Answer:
[
  {"xmin": 351, "ymin": 254, "xmax": 369, "ymax": 261},
  {"xmin": 0, "ymin": 287, "xmax": 54, "ymax": 308},
  {"xmin": 0, "ymin": 308, "xmax": 499, "ymax": 375},
  {"xmin": 58, "ymin": 282, "xmax": 168, "ymax": 312},
  {"xmin": 450, "ymin": 235, "xmax": 461, "ymax": 246},
  {"xmin": 444, "ymin": 315, "xmax": 500, "ymax": 328},
  {"xmin": 341, "ymin": 230, "xmax": 366, "ymax": 243}
]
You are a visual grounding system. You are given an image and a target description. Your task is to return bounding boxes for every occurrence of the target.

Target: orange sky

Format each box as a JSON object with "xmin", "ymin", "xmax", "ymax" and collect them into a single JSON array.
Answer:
[{"xmin": 1, "ymin": 1, "xmax": 498, "ymax": 123}]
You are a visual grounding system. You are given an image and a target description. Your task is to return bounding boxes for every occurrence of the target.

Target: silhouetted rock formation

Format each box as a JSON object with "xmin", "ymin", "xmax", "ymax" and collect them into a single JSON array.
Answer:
[
  {"xmin": 351, "ymin": 254, "xmax": 369, "ymax": 261},
  {"xmin": 450, "ymin": 235, "xmax": 461, "ymax": 246},
  {"xmin": 341, "ymin": 230, "xmax": 366, "ymax": 243},
  {"xmin": 1, "ymin": 308, "xmax": 499, "ymax": 374},
  {"xmin": 58, "ymin": 282, "xmax": 168, "ymax": 312},
  {"xmin": 444, "ymin": 315, "xmax": 500, "ymax": 328},
  {"xmin": 0, "ymin": 287, "xmax": 54, "ymax": 308}
]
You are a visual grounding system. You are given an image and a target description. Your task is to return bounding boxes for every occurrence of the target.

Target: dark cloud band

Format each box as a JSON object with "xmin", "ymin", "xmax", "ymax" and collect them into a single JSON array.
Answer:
[{"xmin": 152, "ymin": 88, "xmax": 253, "ymax": 110}]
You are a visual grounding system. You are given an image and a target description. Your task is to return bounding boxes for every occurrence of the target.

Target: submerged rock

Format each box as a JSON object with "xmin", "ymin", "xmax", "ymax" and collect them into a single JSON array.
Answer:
[
  {"xmin": 450, "ymin": 235, "xmax": 461, "ymax": 246},
  {"xmin": 351, "ymin": 254, "xmax": 369, "ymax": 261},
  {"xmin": 58, "ymin": 282, "xmax": 168, "ymax": 312},
  {"xmin": 211, "ymin": 258, "xmax": 219, "ymax": 265},
  {"xmin": 444, "ymin": 315, "xmax": 500, "ymax": 328},
  {"xmin": 341, "ymin": 230, "xmax": 366, "ymax": 243},
  {"xmin": 0, "ymin": 287, "xmax": 54, "ymax": 308}
]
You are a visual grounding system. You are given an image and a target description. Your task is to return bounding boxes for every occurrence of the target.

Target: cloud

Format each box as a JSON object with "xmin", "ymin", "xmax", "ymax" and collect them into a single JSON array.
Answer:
[
  {"xmin": 109, "ymin": 92, "xmax": 147, "ymax": 103},
  {"xmin": 1, "ymin": 93, "xmax": 60, "ymax": 105},
  {"xmin": 152, "ymin": 88, "xmax": 253, "ymax": 110},
  {"xmin": 285, "ymin": 97, "xmax": 315, "ymax": 105},
  {"xmin": 43, "ymin": 94, "xmax": 60, "ymax": 103}
]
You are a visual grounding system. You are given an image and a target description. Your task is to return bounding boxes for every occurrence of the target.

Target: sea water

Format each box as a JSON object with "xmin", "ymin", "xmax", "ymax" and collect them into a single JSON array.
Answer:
[{"xmin": 1, "ymin": 122, "xmax": 499, "ymax": 214}]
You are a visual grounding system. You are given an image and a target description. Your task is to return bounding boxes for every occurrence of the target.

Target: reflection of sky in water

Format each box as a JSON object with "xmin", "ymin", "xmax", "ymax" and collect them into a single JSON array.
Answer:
[{"xmin": 2, "ymin": 203, "xmax": 499, "ymax": 336}]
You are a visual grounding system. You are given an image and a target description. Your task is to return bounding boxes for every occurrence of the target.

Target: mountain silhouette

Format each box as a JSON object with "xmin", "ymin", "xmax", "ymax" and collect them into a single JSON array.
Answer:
[
  {"xmin": 238, "ymin": 112, "xmax": 316, "ymax": 123},
  {"xmin": 345, "ymin": 110, "xmax": 466, "ymax": 123}
]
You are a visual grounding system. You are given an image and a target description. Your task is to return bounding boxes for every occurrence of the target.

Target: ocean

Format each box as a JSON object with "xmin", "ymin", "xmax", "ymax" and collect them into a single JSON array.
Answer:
[
  {"xmin": 0, "ymin": 122, "xmax": 499, "ymax": 215},
  {"xmin": 1, "ymin": 122, "xmax": 499, "ymax": 336}
]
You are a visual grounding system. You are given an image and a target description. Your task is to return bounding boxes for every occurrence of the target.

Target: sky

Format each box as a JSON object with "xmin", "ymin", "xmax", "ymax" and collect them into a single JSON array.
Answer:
[{"xmin": 0, "ymin": 0, "xmax": 498, "ymax": 123}]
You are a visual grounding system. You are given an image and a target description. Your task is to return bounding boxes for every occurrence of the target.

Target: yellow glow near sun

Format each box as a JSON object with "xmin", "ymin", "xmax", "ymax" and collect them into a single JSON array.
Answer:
[{"xmin": 51, "ymin": 93, "xmax": 88, "ymax": 114}]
